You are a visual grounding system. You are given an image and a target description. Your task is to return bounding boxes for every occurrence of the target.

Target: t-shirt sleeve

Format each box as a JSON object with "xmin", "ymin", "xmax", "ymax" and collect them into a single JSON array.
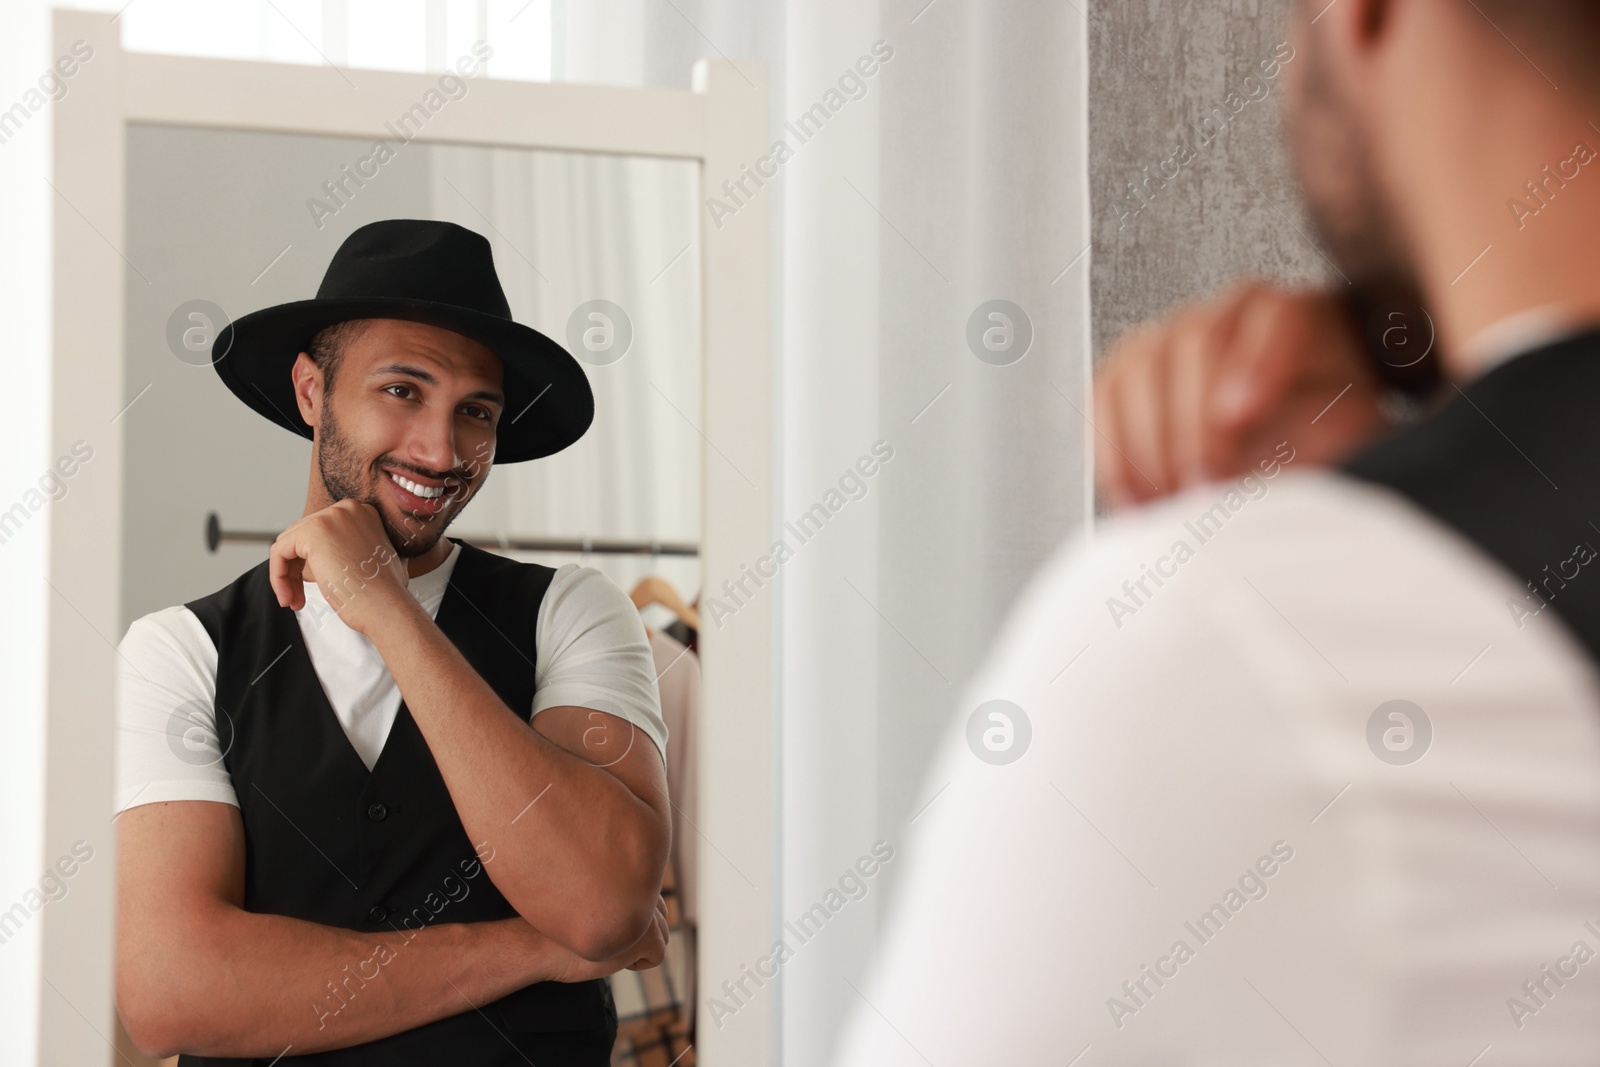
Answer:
[
  {"xmin": 532, "ymin": 565, "xmax": 669, "ymax": 762},
  {"xmin": 114, "ymin": 606, "xmax": 240, "ymax": 815}
]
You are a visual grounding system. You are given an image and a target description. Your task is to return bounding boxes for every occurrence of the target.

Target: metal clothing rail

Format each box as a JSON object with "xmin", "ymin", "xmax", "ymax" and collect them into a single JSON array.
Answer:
[{"xmin": 204, "ymin": 512, "xmax": 699, "ymax": 558}]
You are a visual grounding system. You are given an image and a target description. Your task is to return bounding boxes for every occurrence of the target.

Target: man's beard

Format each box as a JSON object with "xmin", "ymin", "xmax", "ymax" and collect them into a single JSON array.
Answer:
[
  {"xmin": 1290, "ymin": 29, "xmax": 1418, "ymax": 298},
  {"xmin": 1289, "ymin": 19, "xmax": 1438, "ymax": 387},
  {"xmin": 316, "ymin": 394, "xmax": 465, "ymax": 560}
]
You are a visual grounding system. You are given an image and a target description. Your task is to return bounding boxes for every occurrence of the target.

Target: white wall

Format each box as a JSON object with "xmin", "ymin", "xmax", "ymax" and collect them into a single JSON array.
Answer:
[{"xmin": 0, "ymin": 2, "xmax": 55, "ymax": 1063}]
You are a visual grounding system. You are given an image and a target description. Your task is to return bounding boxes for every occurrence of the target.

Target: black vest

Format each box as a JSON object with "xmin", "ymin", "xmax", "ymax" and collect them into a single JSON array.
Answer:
[
  {"xmin": 1344, "ymin": 328, "xmax": 1600, "ymax": 662},
  {"xmin": 177, "ymin": 536, "xmax": 615, "ymax": 1066}
]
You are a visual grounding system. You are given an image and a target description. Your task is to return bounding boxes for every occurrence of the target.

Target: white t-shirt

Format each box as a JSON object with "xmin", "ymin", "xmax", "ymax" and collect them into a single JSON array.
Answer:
[
  {"xmin": 114, "ymin": 540, "xmax": 667, "ymax": 815},
  {"xmin": 834, "ymin": 470, "xmax": 1600, "ymax": 1065}
]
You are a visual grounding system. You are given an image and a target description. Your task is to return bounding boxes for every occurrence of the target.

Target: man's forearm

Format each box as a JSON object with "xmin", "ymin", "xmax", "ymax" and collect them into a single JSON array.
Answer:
[
  {"xmin": 125, "ymin": 909, "xmax": 555, "ymax": 1059},
  {"xmin": 364, "ymin": 593, "xmax": 665, "ymax": 959}
]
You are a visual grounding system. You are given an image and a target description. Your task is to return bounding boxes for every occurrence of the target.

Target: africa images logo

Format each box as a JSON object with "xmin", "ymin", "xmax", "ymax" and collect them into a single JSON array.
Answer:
[
  {"xmin": 1366, "ymin": 700, "xmax": 1431, "ymax": 766},
  {"xmin": 965, "ymin": 700, "xmax": 1031, "ymax": 765}
]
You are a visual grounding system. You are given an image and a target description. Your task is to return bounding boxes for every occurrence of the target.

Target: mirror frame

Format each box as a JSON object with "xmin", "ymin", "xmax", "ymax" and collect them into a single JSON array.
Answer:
[{"xmin": 47, "ymin": 9, "xmax": 772, "ymax": 1065}]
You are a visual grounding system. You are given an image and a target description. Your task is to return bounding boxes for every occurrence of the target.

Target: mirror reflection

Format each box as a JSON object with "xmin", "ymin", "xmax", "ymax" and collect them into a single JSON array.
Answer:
[{"xmin": 117, "ymin": 124, "xmax": 703, "ymax": 1065}]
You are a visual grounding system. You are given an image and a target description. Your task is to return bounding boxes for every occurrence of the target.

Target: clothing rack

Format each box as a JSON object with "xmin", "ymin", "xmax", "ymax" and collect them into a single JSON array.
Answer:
[{"xmin": 204, "ymin": 512, "xmax": 699, "ymax": 558}]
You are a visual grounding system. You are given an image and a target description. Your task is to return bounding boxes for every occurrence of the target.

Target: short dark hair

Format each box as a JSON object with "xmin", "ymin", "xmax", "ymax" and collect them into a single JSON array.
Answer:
[{"xmin": 306, "ymin": 318, "xmax": 373, "ymax": 396}]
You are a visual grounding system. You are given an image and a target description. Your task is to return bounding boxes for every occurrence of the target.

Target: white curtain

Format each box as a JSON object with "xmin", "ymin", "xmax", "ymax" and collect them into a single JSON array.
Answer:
[
  {"xmin": 554, "ymin": 2, "xmax": 1093, "ymax": 1061},
  {"xmin": 780, "ymin": 4, "xmax": 1093, "ymax": 1063}
]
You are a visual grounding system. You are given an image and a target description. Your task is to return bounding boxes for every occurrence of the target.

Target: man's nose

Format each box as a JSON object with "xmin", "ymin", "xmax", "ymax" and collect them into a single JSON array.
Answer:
[{"xmin": 403, "ymin": 404, "xmax": 464, "ymax": 481}]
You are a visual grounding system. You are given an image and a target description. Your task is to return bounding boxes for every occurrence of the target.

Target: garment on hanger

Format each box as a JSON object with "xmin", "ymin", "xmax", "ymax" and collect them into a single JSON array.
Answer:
[
  {"xmin": 649, "ymin": 627, "xmax": 699, "ymax": 926},
  {"xmin": 609, "ymin": 624, "xmax": 702, "ymax": 1061},
  {"xmin": 663, "ymin": 619, "xmax": 698, "ymax": 656}
]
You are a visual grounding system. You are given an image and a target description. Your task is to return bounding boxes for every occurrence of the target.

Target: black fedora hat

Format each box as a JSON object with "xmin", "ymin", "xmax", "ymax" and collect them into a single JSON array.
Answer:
[{"xmin": 211, "ymin": 219, "xmax": 593, "ymax": 464}]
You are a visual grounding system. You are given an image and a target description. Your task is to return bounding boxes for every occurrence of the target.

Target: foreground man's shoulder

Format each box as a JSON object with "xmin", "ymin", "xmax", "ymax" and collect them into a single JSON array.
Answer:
[{"xmin": 836, "ymin": 471, "xmax": 1600, "ymax": 1064}]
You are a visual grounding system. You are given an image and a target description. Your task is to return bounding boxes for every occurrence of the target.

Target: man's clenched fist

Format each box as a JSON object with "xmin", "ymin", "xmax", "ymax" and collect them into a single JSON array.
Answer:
[{"xmin": 268, "ymin": 498, "xmax": 411, "ymax": 635}]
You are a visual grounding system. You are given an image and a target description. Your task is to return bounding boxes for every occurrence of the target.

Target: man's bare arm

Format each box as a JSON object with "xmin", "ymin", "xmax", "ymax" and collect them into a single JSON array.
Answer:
[
  {"xmin": 361, "ymin": 593, "xmax": 671, "ymax": 963},
  {"xmin": 115, "ymin": 799, "xmax": 663, "ymax": 1060},
  {"xmin": 262, "ymin": 503, "xmax": 672, "ymax": 963}
]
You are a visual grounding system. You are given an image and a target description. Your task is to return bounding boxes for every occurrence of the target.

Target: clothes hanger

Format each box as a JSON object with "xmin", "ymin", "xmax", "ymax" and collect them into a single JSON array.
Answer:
[{"xmin": 630, "ymin": 574, "xmax": 700, "ymax": 633}]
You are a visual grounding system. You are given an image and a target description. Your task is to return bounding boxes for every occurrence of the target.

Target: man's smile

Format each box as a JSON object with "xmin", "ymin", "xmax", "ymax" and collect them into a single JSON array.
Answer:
[{"xmin": 381, "ymin": 466, "xmax": 463, "ymax": 516}]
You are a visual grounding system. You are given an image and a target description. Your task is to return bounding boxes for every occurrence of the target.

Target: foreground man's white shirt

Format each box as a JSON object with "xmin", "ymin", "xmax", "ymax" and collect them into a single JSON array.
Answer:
[{"xmin": 834, "ymin": 469, "xmax": 1600, "ymax": 1065}]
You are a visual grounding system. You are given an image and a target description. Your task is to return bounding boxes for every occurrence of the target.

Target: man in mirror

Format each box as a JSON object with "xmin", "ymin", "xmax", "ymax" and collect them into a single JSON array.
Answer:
[{"xmin": 113, "ymin": 219, "xmax": 671, "ymax": 1065}]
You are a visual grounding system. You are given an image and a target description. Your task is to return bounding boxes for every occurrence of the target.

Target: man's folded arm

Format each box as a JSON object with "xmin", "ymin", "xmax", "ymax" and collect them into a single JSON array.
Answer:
[
  {"xmin": 370, "ymin": 566, "xmax": 674, "ymax": 963},
  {"xmin": 114, "ymin": 798, "xmax": 565, "ymax": 1060}
]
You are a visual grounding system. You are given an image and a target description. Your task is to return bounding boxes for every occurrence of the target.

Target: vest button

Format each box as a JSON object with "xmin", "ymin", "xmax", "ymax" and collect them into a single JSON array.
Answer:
[
  {"xmin": 367, "ymin": 802, "xmax": 387, "ymax": 821},
  {"xmin": 368, "ymin": 905, "xmax": 389, "ymax": 923}
]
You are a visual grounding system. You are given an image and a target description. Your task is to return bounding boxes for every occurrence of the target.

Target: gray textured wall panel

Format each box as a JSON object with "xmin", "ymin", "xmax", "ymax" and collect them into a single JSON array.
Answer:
[{"xmin": 1089, "ymin": 0, "xmax": 1331, "ymax": 359}]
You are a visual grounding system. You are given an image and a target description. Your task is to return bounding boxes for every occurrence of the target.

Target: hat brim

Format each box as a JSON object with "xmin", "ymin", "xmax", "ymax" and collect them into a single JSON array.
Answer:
[{"xmin": 211, "ymin": 297, "xmax": 594, "ymax": 464}]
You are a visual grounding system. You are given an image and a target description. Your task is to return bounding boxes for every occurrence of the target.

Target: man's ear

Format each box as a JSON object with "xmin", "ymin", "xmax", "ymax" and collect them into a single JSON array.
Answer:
[
  {"xmin": 291, "ymin": 351, "xmax": 322, "ymax": 428},
  {"xmin": 1299, "ymin": 0, "xmax": 1396, "ymax": 93},
  {"xmin": 1303, "ymin": 0, "xmax": 1394, "ymax": 49},
  {"xmin": 1352, "ymin": 0, "xmax": 1394, "ymax": 46}
]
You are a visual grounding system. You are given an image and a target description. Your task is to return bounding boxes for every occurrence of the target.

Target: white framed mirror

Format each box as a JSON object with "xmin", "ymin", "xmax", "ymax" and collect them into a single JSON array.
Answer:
[{"xmin": 45, "ymin": 10, "xmax": 772, "ymax": 1065}]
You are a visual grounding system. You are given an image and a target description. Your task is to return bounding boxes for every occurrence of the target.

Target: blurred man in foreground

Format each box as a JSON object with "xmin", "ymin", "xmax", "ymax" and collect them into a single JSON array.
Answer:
[{"xmin": 837, "ymin": 1, "xmax": 1600, "ymax": 1062}]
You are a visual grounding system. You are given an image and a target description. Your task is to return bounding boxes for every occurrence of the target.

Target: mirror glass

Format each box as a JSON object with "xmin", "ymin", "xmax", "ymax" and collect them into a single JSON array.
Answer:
[{"xmin": 120, "ymin": 123, "xmax": 703, "ymax": 1058}]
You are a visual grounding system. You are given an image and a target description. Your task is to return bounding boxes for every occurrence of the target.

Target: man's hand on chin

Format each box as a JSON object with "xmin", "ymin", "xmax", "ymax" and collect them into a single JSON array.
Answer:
[
  {"xmin": 1093, "ymin": 282, "xmax": 1388, "ymax": 510},
  {"xmin": 267, "ymin": 498, "xmax": 411, "ymax": 634}
]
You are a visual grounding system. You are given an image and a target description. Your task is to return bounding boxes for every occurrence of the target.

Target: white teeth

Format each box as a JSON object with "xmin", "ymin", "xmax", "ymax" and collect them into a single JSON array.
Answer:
[{"xmin": 389, "ymin": 471, "xmax": 446, "ymax": 499}]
